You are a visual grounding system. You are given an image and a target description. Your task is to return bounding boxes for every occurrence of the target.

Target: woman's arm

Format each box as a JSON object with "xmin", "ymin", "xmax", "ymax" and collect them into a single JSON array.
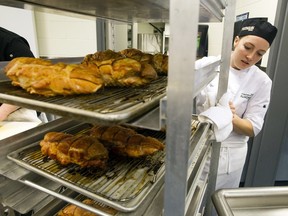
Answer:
[
  {"xmin": 232, "ymin": 114, "xmax": 254, "ymax": 137},
  {"xmin": 229, "ymin": 101, "xmax": 254, "ymax": 137},
  {"xmin": 0, "ymin": 104, "xmax": 20, "ymax": 121}
]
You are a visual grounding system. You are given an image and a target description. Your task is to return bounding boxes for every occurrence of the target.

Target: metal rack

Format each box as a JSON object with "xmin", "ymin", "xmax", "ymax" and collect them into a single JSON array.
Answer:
[
  {"xmin": 0, "ymin": 0, "xmax": 236, "ymax": 215},
  {"xmin": 164, "ymin": 0, "xmax": 235, "ymax": 215}
]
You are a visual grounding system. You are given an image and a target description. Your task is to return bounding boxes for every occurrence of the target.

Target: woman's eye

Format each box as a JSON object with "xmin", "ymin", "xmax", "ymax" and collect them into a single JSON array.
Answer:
[
  {"xmin": 257, "ymin": 52, "xmax": 264, "ymax": 57},
  {"xmin": 244, "ymin": 45, "xmax": 251, "ymax": 50}
]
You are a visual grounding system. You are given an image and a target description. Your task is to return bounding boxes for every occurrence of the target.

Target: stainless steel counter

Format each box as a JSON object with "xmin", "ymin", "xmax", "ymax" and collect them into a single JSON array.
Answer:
[{"xmin": 212, "ymin": 186, "xmax": 288, "ymax": 216}]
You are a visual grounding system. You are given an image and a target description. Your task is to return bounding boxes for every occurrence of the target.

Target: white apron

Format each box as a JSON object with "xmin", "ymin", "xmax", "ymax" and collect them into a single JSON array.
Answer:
[{"xmin": 201, "ymin": 143, "xmax": 248, "ymax": 216}]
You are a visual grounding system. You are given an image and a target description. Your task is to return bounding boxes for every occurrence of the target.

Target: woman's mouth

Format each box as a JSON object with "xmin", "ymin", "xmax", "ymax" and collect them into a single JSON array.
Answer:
[{"xmin": 241, "ymin": 60, "xmax": 249, "ymax": 65}]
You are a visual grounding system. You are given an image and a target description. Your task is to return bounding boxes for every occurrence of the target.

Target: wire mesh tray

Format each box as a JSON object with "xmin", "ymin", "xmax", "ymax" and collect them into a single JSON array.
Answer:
[
  {"xmin": 7, "ymin": 124, "xmax": 166, "ymax": 212},
  {"xmin": 0, "ymin": 76, "xmax": 167, "ymax": 124}
]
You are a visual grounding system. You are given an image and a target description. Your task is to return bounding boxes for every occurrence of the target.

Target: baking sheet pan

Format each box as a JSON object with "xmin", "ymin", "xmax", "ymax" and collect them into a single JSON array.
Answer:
[
  {"xmin": 7, "ymin": 124, "xmax": 166, "ymax": 212},
  {"xmin": 0, "ymin": 76, "xmax": 167, "ymax": 125}
]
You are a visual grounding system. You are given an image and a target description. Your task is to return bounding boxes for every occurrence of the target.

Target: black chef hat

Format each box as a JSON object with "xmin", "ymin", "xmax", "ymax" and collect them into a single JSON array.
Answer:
[{"xmin": 237, "ymin": 18, "xmax": 278, "ymax": 46}]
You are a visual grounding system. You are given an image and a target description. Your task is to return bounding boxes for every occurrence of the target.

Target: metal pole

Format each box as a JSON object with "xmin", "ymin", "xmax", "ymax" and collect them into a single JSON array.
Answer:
[{"xmin": 216, "ymin": 0, "xmax": 236, "ymax": 101}]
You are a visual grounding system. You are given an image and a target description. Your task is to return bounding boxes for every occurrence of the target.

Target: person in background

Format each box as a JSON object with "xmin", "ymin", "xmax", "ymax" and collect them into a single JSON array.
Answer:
[
  {"xmin": 196, "ymin": 18, "xmax": 278, "ymax": 201},
  {"xmin": 0, "ymin": 26, "xmax": 41, "ymax": 123}
]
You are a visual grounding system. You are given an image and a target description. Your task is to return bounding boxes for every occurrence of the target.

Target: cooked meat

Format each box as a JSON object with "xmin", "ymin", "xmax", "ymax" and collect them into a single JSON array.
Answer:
[
  {"xmin": 152, "ymin": 53, "xmax": 168, "ymax": 75},
  {"xmin": 4, "ymin": 49, "xmax": 166, "ymax": 96},
  {"xmin": 82, "ymin": 49, "xmax": 124, "ymax": 67},
  {"xmin": 96, "ymin": 57, "xmax": 156, "ymax": 87},
  {"xmin": 57, "ymin": 199, "xmax": 98, "ymax": 216},
  {"xmin": 88, "ymin": 125, "xmax": 165, "ymax": 157},
  {"xmin": 81, "ymin": 49, "xmax": 158, "ymax": 86},
  {"xmin": 40, "ymin": 132, "xmax": 108, "ymax": 168},
  {"xmin": 119, "ymin": 48, "xmax": 148, "ymax": 62},
  {"xmin": 57, "ymin": 199, "xmax": 117, "ymax": 216},
  {"xmin": 4, "ymin": 57, "xmax": 103, "ymax": 96},
  {"xmin": 69, "ymin": 135, "xmax": 108, "ymax": 167},
  {"xmin": 40, "ymin": 132, "xmax": 76, "ymax": 165},
  {"xmin": 119, "ymin": 48, "xmax": 168, "ymax": 75}
]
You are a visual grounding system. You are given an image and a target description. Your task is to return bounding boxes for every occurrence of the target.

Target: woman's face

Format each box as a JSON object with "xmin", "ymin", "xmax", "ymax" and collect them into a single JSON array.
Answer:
[{"xmin": 231, "ymin": 35, "xmax": 270, "ymax": 70}]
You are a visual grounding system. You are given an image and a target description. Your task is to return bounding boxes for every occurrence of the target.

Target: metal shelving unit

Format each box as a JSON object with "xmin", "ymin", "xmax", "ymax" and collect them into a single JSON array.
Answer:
[
  {"xmin": 0, "ymin": 0, "xmax": 236, "ymax": 215},
  {"xmin": 164, "ymin": 0, "xmax": 235, "ymax": 215}
]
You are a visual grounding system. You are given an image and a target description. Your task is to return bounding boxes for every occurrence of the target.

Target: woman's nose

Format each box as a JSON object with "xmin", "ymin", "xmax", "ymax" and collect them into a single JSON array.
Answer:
[{"xmin": 246, "ymin": 52, "xmax": 256, "ymax": 61}]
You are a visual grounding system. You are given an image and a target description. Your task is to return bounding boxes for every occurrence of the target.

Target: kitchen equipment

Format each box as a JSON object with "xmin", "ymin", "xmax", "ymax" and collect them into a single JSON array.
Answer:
[
  {"xmin": 0, "ymin": 76, "xmax": 167, "ymax": 125},
  {"xmin": 5, "ymin": 119, "xmax": 211, "ymax": 215},
  {"xmin": 0, "ymin": 0, "xmax": 234, "ymax": 214},
  {"xmin": 7, "ymin": 123, "xmax": 166, "ymax": 212},
  {"xmin": 212, "ymin": 186, "xmax": 288, "ymax": 216}
]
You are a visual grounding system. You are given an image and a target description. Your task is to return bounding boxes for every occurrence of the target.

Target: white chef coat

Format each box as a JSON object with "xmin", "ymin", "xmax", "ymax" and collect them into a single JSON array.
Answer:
[{"xmin": 196, "ymin": 56, "xmax": 272, "ymax": 191}]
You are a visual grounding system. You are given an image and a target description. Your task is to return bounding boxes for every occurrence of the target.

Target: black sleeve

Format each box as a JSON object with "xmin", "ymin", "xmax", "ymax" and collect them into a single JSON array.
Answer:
[{"xmin": 4, "ymin": 37, "xmax": 35, "ymax": 60}]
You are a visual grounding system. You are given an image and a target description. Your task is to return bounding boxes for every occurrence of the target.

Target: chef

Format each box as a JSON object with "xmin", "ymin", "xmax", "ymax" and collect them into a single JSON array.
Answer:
[
  {"xmin": 196, "ymin": 18, "xmax": 278, "ymax": 194},
  {"xmin": 0, "ymin": 26, "xmax": 41, "ymax": 123}
]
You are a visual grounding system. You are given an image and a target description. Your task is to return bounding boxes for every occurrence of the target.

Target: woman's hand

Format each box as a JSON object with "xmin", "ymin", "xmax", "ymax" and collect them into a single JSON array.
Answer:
[
  {"xmin": 229, "ymin": 101, "xmax": 236, "ymax": 116},
  {"xmin": 0, "ymin": 104, "xmax": 20, "ymax": 121},
  {"xmin": 229, "ymin": 101, "xmax": 254, "ymax": 137}
]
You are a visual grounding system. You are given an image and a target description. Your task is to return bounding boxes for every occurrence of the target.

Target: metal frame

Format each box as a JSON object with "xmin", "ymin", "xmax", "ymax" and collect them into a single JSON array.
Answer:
[
  {"xmin": 164, "ymin": 0, "xmax": 235, "ymax": 215},
  {"xmin": 164, "ymin": 0, "xmax": 201, "ymax": 215},
  {"xmin": 96, "ymin": 19, "xmax": 106, "ymax": 51},
  {"xmin": 0, "ymin": 0, "xmax": 236, "ymax": 215},
  {"xmin": 217, "ymin": 0, "xmax": 236, "ymax": 101}
]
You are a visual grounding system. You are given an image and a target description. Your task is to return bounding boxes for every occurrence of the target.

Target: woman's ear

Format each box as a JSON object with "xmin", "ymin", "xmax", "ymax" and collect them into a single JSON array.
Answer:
[{"xmin": 232, "ymin": 36, "xmax": 240, "ymax": 50}]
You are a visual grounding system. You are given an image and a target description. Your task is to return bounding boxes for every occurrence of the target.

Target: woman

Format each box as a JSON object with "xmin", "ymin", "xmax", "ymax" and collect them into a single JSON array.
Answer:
[
  {"xmin": 0, "ymin": 27, "xmax": 41, "ymax": 123},
  {"xmin": 196, "ymin": 18, "xmax": 278, "ymax": 191}
]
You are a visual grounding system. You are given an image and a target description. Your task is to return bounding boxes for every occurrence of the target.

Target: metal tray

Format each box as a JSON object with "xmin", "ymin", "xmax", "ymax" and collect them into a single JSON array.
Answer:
[
  {"xmin": 212, "ymin": 186, "xmax": 288, "ymax": 216},
  {"xmin": 0, "ymin": 76, "xmax": 167, "ymax": 125},
  {"xmin": 7, "ymin": 124, "xmax": 166, "ymax": 212}
]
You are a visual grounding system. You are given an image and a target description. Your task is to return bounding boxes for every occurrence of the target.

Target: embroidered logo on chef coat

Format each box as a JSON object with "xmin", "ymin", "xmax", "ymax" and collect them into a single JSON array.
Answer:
[{"xmin": 240, "ymin": 93, "xmax": 253, "ymax": 100}]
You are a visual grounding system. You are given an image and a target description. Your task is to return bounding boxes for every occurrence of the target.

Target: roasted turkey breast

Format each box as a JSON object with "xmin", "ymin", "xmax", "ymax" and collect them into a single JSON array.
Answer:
[
  {"xmin": 88, "ymin": 125, "xmax": 165, "ymax": 158},
  {"xmin": 40, "ymin": 132, "xmax": 109, "ymax": 168},
  {"xmin": 57, "ymin": 199, "xmax": 117, "ymax": 216},
  {"xmin": 4, "ymin": 49, "xmax": 167, "ymax": 96}
]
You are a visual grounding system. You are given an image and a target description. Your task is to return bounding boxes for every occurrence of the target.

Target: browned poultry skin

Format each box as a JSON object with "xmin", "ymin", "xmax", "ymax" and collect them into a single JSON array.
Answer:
[
  {"xmin": 57, "ymin": 203, "xmax": 98, "ymax": 215},
  {"xmin": 69, "ymin": 135, "xmax": 108, "ymax": 167},
  {"xmin": 4, "ymin": 49, "xmax": 167, "ymax": 96},
  {"xmin": 83, "ymin": 50, "xmax": 158, "ymax": 87},
  {"xmin": 4, "ymin": 58, "xmax": 103, "ymax": 96},
  {"xmin": 113, "ymin": 127, "xmax": 136, "ymax": 148},
  {"xmin": 56, "ymin": 137, "xmax": 75, "ymax": 165},
  {"xmin": 40, "ymin": 132, "xmax": 108, "ymax": 168},
  {"xmin": 57, "ymin": 199, "xmax": 117, "ymax": 216},
  {"xmin": 40, "ymin": 132, "xmax": 74, "ymax": 158},
  {"xmin": 88, "ymin": 125, "xmax": 164, "ymax": 157},
  {"xmin": 119, "ymin": 48, "xmax": 168, "ymax": 75},
  {"xmin": 57, "ymin": 204, "xmax": 79, "ymax": 216}
]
